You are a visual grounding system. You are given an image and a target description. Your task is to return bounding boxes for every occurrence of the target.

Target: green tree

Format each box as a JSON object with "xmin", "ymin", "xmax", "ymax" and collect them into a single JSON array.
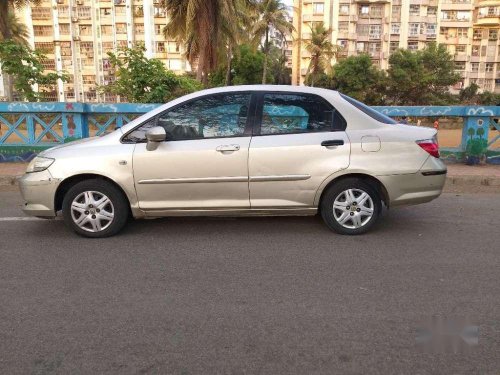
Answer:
[
  {"xmin": 458, "ymin": 83, "xmax": 479, "ymax": 104},
  {"xmin": 0, "ymin": 40, "xmax": 67, "ymax": 101},
  {"xmin": 251, "ymin": 0, "xmax": 294, "ymax": 84},
  {"xmin": 386, "ymin": 43, "xmax": 460, "ymax": 105},
  {"xmin": 100, "ymin": 45, "xmax": 202, "ymax": 103},
  {"xmin": 304, "ymin": 22, "xmax": 336, "ymax": 87},
  {"xmin": 477, "ymin": 91, "xmax": 500, "ymax": 105},
  {"xmin": 161, "ymin": 0, "xmax": 250, "ymax": 85},
  {"xmin": 211, "ymin": 44, "xmax": 269, "ymax": 86},
  {"xmin": 331, "ymin": 54, "xmax": 387, "ymax": 105}
]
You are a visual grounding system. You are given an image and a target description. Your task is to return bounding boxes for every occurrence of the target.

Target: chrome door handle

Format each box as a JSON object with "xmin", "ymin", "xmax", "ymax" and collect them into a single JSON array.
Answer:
[{"xmin": 216, "ymin": 144, "xmax": 240, "ymax": 152}]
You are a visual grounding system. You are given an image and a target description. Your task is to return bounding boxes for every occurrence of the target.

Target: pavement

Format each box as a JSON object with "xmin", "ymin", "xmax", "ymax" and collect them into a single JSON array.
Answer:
[
  {"xmin": 0, "ymin": 189, "xmax": 499, "ymax": 374},
  {"xmin": 2, "ymin": 162, "xmax": 500, "ymax": 193}
]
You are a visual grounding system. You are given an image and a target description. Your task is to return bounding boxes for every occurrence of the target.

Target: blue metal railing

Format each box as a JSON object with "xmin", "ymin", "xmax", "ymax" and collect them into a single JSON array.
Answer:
[{"xmin": 0, "ymin": 102, "xmax": 499, "ymax": 163}]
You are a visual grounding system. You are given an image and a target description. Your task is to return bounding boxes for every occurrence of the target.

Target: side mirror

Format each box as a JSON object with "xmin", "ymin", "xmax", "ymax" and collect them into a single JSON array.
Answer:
[{"xmin": 145, "ymin": 126, "xmax": 166, "ymax": 151}]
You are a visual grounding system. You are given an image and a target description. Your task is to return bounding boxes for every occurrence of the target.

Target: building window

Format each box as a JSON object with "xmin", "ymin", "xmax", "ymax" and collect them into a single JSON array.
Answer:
[
  {"xmin": 409, "ymin": 5, "xmax": 420, "ymax": 16},
  {"xmin": 100, "ymin": 8, "xmax": 112, "ymax": 17},
  {"xmin": 102, "ymin": 42, "xmax": 114, "ymax": 53},
  {"xmin": 41, "ymin": 59, "xmax": 56, "ymax": 70},
  {"xmin": 356, "ymin": 41, "xmax": 367, "ymax": 53},
  {"xmin": 338, "ymin": 22, "xmax": 349, "ymax": 32},
  {"xmin": 156, "ymin": 42, "xmax": 165, "ymax": 53},
  {"xmin": 409, "ymin": 23, "xmax": 420, "ymax": 36},
  {"xmin": 359, "ymin": 5, "xmax": 369, "ymax": 15},
  {"xmin": 454, "ymin": 61, "xmax": 465, "ymax": 70},
  {"xmin": 79, "ymin": 25, "xmax": 92, "ymax": 36},
  {"xmin": 155, "ymin": 24, "xmax": 162, "ymax": 34},
  {"xmin": 489, "ymin": 29, "xmax": 498, "ymax": 41},
  {"xmin": 473, "ymin": 29, "xmax": 483, "ymax": 40},
  {"xmin": 57, "ymin": 5, "xmax": 70, "ymax": 17},
  {"xmin": 339, "ymin": 4, "xmax": 349, "ymax": 15},
  {"xmin": 135, "ymin": 23, "xmax": 144, "ymax": 34},
  {"xmin": 426, "ymin": 23, "xmax": 436, "ymax": 36},
  {"xmin": 35, "ymin": 42, "xmax": 54, "ymax": 53},
  {"xmin": 59, "ymin": 23, "xmax": 70, "ymax": 34},
  {"xmin": 471, "ymin": 63, "xmax": 479, "ymax": 72},
  {"xmin": 408, "ymin": 41, "xmax": 418, "ymax": 51},
  {"xmin": 134, "ymin": 6, "xmax": 144, "ymax": 17},
  {"xmin": 370, "ymin": 6, "xmax": 382, "ymax": 17},
  {"xmin": 116, "ymin": 23, "xmax": 127, "ymax": 34},
  {"xmin": 33, "ymin": 25, "xmax": 53, "ymax": 36},
  {"xmin": 80, "ymin": 41, "xmax": 94, "ymax": 57},
  {"xmin": 82, "ymin": 75, "xmax": 96, "ymax": 84},
  {"xmin": 356, "ymin": 24, "xmax": 369, "ymax": 36},
  {"xmin": 486, "ymin": 63, "xmax": 494, "ymax": 72},
  {"xmin": 390, "ymin": 41, "xmax": 399, "ymax": 53},
  {"xmin": 457, "ymin": 28, "xmax": 468, "ymax": 38},
  {"xmin": 154, "ymin": 6, "xmax": 165, "ymax": 17},
  {"xmin": 455, "ymin": 44, "xmax": 466, "ymax": 53},
  {"xmin": 391, "ymin": 23, "xmax": 400, "ymax": 34},
  {"xmin": 31, "ymin": 7, "xmax": 52, "ymax": 20},
  {"xmin": 61, "ymin": 42, "xmax": 72, "ymax": 57},
  {"xmin": 369, "ymin": 25, "xmax": 381, "ymax": 39},
  {"xmin": 168, "ymin": 59, "xmax": 183, "ymax": 71},
  {"xmin": 117, "ymin": 40, "xmax": 127, "ymax": 48},
  {"xmin": 115, "ymin": 6, "xmax": 126, "ymax": 15},
  {"xmin": 77, "ymin": 6, "xmax": 92, "ymax": 19},
  {"xmin": 427, "ymin": 7, "xmax": 437, "ymax": 16},
  {"xmin": 101, "ymin": 25, "xmax": 113, "ymax": 35},
  {"xmin": 313, "ymin": 3, "xmax": 324, "ymax": 14}
]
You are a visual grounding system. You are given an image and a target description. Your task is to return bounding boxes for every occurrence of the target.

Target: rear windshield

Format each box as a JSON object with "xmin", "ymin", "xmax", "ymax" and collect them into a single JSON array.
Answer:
[{"xmin": 340, "ymin": 94, "xmax": 397, "ymax": 124}]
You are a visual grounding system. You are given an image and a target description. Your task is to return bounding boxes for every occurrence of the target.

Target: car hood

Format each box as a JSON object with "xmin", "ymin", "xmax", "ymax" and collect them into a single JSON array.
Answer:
[{"xmin": 39, "ymin": 131, "xmax": 122, "ymax": 158}]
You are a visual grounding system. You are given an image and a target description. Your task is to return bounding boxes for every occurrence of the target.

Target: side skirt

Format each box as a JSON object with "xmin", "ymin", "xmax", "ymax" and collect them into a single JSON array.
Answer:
[{"xmin": 141, "ymin": 208, "xmax": 318, "ymax": 218}]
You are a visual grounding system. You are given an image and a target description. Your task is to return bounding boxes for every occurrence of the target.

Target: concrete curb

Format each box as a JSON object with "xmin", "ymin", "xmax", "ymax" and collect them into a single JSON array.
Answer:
[{"xmin": 1, "ymin": 174, "xmax": 500, "ymax": 189}]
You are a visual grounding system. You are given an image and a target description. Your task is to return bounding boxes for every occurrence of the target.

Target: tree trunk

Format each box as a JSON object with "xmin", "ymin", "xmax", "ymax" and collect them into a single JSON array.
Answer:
[
  {"xmin": 225, "ymin": 44, "xmax": 232, "ymax": 86},
  {"xmin": 0, "ymin": 2, "xmax": 14, "ymax": 101},
  {"xmin": 262, "ymin": 28, "xmax": 269, "ymax": 85}
]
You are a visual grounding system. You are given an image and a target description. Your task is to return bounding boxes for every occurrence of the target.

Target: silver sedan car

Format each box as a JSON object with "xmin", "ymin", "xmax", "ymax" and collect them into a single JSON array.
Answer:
[{"xmin": 19, "ymin": 86, "xmax": 447, "ymax": 238}]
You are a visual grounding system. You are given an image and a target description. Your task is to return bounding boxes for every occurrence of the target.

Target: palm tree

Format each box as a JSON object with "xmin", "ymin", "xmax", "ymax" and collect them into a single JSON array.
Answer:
[
  {"xmin": 304, "ymin": 22, "xmax": 336, "ymax": 87},
  {"xmin": 0, "ymin": 0, "xmax": 39, "ymax": 101},
  {"xmin": 251, "ymin": 0, "xmax": 294, "ymax": 84},
  {"xmin": 0, "ymin": 12, "xmax": 30, "ymax": 45},
  {"xmin": 162, "ymin": 0, "xmax": 250, "ymax": 85}
]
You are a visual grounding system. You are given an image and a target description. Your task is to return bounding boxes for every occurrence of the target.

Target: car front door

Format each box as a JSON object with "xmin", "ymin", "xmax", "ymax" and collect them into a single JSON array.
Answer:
[
  {"xmin": 249, "ymin": 92, "xmax": 350, "ymax": 208},
  {"xmin": 130, "ymin": 92, "xmax": 254, "ymax": 211}
]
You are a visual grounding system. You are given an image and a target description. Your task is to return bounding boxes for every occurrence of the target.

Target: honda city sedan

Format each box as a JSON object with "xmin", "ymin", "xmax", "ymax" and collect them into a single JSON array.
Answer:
[{"xmin": 19, "ymin": 86, "xmax": 447, "ymax": 237}]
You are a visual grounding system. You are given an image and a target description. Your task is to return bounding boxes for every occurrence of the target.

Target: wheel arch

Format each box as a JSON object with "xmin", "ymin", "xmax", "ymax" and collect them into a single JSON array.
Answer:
[
  {"xmin": 54, "ymin": 173, "xmax": 132, "ymax": 213},
  {"xmin": 316, "ymin": 172, "xmax": 390, "ymax": 209}
]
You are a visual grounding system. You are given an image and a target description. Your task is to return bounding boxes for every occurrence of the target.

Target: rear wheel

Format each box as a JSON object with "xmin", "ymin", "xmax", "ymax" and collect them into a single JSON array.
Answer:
[
  {"xmin": 320, "ymin": 178, "xmax": 382, "ymax": 235},
  {"xmin": 62, "ymin": 179, "xmax": 129, "ymax": 238}
]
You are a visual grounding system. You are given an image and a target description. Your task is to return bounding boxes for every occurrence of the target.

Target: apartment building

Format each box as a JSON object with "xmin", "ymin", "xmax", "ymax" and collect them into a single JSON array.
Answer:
[
  {"xmin": 292, "ymin": 0, "xmax": 500, "ymax": 93},
  {"xmin": 1, "ymin": 0, "xmax": 191, "ymax": 102}
]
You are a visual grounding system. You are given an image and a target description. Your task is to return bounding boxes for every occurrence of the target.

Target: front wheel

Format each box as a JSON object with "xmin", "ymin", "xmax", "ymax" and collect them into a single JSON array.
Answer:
[
  {"xmin": 320, "ymin": 178, "xmax": 382, "ymax": 235},
  {"xmin": 62, "ymin": 179, "xmax": 129, "ymax": 238}
]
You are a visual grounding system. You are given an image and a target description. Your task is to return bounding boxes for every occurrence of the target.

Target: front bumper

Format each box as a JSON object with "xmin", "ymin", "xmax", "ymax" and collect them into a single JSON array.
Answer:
[
  {"xmin": 378, "ymin": 157, "xmax": 447, "ymax": 207},
  {"xmin": 18, "ymin": 169, "xmax": 60, "ymax": 217}
]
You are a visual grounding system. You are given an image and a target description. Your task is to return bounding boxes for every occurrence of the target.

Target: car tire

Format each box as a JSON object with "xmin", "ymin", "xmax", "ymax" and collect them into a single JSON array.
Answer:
[
  {"xmin": 62, "ymin": 179, "xmax": 129, "ymax": 238},
  {"xmin": 320, "ymin": 178, "xmax": 382, "ymax": 235}
]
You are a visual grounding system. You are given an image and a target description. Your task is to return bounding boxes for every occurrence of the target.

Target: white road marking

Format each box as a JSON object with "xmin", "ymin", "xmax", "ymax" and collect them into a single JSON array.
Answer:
[{"xmin": 0, "ymin": 217, "xmax": 62, "ymax": 221}]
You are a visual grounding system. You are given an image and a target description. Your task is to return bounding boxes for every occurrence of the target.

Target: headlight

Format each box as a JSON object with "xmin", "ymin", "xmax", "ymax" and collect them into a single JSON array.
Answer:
[{"xmin": 26, "ymin": 157, "xmax": 55, "ymax": 173}]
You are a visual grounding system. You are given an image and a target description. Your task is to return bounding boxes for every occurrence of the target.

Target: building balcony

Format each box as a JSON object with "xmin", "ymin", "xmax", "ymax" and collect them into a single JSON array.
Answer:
[
  {"xmin": 474, "ymin": 15, "xmax": 500, "ymax": 26},
  {"xmin": 440, "ymin": 1, "xmax": 474, "ymax": 11},
  {"xmin": 454, "ymin": 53, "xmax": 469, "ymax": 61},
  {"xmin": 302, "ymin": 14, "xmax": 324, "ymax": 22}
]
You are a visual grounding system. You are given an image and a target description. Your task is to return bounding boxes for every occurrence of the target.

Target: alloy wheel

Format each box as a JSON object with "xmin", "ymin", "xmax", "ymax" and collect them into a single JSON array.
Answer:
[
  {"xmin": 70, "ymin": 191, "xmax": 115, "ymax": 233},
  {"xmin": 332, "ymin": 188, "xmax": 374, "ymax": 229}
]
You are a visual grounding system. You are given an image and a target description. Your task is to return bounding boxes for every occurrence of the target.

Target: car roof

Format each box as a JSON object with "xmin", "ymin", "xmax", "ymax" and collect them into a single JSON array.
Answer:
[{"xmin": 192, "ymin": 85, "xmax": 338, "ymax": 96}]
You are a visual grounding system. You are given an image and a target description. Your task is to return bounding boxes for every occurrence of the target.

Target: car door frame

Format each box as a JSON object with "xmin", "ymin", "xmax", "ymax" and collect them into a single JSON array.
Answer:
[
  {"xmin": 122, "ymin": 91, "xmax": 260, "ymax": 212},
  {"xmin": 247, "ymin": 90, "xmax": 350, "ymax": 209}
]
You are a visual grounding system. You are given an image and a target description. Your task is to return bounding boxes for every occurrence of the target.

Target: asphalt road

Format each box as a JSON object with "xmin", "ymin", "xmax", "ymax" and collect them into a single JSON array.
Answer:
[{"xmin": 0, "ymin": 188, "xmax": 499, "ymax": 374}]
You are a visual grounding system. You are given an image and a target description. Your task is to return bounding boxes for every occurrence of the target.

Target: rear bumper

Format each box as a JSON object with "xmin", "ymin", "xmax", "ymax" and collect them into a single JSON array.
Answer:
[
  {"xmin": 18, "ymin": 170, "xmax": 59, "ymax": 217},
  {"xmin": 378, "ymin": 157, "xmax": 447, "ymax": 207}
]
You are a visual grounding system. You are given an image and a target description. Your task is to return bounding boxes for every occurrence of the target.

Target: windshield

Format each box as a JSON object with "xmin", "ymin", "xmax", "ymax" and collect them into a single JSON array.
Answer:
[{"xmin": 340, "ymin": 94, "xmax": 397, "ymax": 125}]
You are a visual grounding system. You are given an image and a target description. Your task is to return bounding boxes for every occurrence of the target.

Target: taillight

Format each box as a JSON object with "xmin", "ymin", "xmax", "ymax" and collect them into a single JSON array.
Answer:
[{"xmin": 416, "ymin": 137, "xmax": 440, "ymax": 158}]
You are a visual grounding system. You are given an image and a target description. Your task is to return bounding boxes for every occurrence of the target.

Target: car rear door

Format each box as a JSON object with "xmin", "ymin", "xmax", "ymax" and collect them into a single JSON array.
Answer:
[{"xmin": 248, "ymin": 92, "xmax": 350, "ymax": 208}]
